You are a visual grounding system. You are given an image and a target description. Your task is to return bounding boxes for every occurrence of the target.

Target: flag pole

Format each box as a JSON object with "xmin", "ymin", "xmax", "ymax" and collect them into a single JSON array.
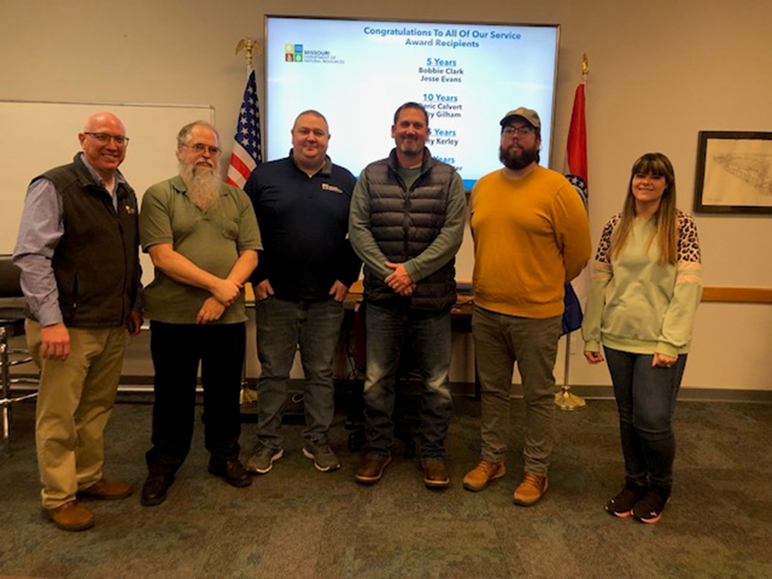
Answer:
[
  {"xmin": 556, "ymin": 54, "xmax": 589, "ymax": 411},
  {"xmin": 235, "ymin": 38, "xmax": 259, "ymax": 75},
  {"xmin": 233, "ymin": 38, "xmax": 262, "ymax": 405}
]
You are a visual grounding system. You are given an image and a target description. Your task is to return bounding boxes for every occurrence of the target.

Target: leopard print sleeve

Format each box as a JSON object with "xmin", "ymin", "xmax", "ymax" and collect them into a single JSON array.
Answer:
[
  {"xmin": 676, "ymin": 211, "xmax": 702, "ymax": 287},
  {"xmin": 590, "ymin": 214, "xmax": 620, "ymax": 284},
  {"xmin": 657, "ymin": 211, "xmax": 703, "ymax": 354},
  {"xmin": 676, "ymin": 211, "xmax": 702, "ymax": 263},
  {"xmin": 594, "ymin": 214, "xmax": 621, "ymax": 264}
]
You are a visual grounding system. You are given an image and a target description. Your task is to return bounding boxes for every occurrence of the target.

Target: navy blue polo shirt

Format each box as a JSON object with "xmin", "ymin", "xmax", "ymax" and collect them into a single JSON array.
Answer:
[{"xmin": 244, "ymin": 154, "xmax": 361, "ymax": 301}]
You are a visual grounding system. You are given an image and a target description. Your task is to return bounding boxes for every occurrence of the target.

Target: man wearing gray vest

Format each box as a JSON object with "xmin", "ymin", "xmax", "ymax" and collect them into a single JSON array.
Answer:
[
  {"xmin": 14, "ymin": 112, "xmax": 143, "ymax": 531},
  {"xmin": 349, "ymin": 102, "xmax": 466, "ymax": 488}
]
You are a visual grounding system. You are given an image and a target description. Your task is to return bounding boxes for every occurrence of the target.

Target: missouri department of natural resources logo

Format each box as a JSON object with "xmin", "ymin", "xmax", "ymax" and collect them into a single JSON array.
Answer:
[
  {"xmin": 285, "ymin": 43, "xmax": 303, "ymax": 62},
  {"xmin": 283, "ymin": 43, "xmax": 344, "ymax": 65}
]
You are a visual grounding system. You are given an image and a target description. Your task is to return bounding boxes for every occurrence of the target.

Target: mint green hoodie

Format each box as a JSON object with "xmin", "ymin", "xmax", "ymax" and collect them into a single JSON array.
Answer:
[{"xmin": 582, "ymin": 210, "xmax": 702, "ymax": 357}]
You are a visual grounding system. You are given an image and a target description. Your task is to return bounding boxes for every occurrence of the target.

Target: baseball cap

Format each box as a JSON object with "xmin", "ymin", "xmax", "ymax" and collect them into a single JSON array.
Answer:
[{"xmin": 500, "ymin": 107, "xmax": 541, "ymax": 129}]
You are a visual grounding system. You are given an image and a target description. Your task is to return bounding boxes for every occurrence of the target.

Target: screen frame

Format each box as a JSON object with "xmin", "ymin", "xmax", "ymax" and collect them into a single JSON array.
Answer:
[{"xmin": 264, "ymin": 14, "xmax": 561, "ymax": 188}]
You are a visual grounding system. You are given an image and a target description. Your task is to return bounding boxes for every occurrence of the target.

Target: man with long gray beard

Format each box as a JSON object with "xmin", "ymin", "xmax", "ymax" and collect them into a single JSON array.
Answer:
[
  {"xmin": 462, "ymin": 108, "xmax": 590, "ymax": 506},
  {"xmin": 138, "ymin": 121, "xmax": 262, "ymax": 506}
]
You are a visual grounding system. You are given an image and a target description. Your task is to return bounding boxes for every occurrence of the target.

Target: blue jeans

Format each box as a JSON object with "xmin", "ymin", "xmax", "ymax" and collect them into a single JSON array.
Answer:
[
  {"xmin": 604, "ymin": 347, "xmax": 687, "ymax": 490},
  {"xmin": 255, "ymin": 296, "xmax": 344, "ymax": 448},
  {"xmin": 362, "ymin": 302, "xmax": 452, "ymax": 461}
]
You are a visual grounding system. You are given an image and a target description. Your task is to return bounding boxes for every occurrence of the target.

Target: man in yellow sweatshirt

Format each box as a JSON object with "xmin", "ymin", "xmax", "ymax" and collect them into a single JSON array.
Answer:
[{"xmin": 463, "ymin": 107, "xmax": 591, "ymax": 506}]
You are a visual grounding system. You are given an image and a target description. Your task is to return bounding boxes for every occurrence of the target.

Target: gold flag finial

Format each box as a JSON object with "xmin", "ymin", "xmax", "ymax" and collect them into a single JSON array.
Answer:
[
  {"xmin": 236, "ymin": 38, "xmax": 261, "ymax": 72},
  {"xmin": 582, "ymin": 54, "xmax": 589, "ymax": 78}
]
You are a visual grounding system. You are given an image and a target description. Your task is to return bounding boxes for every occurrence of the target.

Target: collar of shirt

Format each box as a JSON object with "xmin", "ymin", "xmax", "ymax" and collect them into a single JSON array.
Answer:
[
  {"xmin": 78, "ymin": 152, "xmax": 126, "ymax": 189},
  {"xmin": 288, "ymin": 150, "xmax": 333, "ymax": 177},
  {"xmin": 79, "ymin": 152, "xmax": 124, "ymax": 209}
]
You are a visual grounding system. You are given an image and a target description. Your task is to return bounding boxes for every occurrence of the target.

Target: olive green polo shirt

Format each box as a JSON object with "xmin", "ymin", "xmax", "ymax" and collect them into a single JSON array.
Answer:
[{"xmin": 139, "ymin": 175, "xmax": 262, "ymax": 324}]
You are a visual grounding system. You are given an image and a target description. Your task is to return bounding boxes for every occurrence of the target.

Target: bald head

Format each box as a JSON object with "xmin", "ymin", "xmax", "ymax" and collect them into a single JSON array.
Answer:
[
  {"xmin": 78, "ymin": 112, "xmax": 128, "ymax": 182},
  {"xmin": 84, "ymin": 112, "xmax": 125, "ymax": 134}
]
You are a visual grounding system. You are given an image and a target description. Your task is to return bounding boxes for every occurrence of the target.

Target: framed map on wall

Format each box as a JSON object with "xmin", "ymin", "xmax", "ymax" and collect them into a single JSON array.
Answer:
[{"xmin": 694, "ymin": 131, "xmax": 772, "ymax": 215}]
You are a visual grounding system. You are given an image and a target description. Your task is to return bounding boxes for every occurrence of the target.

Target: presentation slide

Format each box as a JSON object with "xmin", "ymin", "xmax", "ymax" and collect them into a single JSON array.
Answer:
[{"xmin": 265, "ymin": 17, "xmax": 559, "ymax": 188}]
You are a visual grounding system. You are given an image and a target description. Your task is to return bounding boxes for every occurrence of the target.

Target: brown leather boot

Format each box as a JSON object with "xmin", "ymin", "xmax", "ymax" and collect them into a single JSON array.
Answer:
[
  {"xmin": 45, "ymin": 500, "xmax": 95, "ymax": 531},
  {"xmin": 422, "ymin": 460, "xmax": 450, "ymax": 489},
  {"xmin": 78, "ymin": 478, "xmax": 133, "ymax": 500},
  {"xmin": 355, "ymin": 456, "xmax": 391, "ymax": 484}
]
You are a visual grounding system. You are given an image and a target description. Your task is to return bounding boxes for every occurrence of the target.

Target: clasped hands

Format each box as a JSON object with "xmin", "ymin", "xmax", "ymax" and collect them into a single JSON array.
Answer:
[
  {"xmin": 197, "ymin": 277, "xmax": 242, "ymax": 324},
  {"xmin": 385, "ymin": 261, "xmax": 416, "ymax": 297}
]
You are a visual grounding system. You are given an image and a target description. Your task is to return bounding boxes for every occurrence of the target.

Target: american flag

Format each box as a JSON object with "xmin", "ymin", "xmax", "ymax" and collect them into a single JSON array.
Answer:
[
  {"xmin": 562, "ymin": 78, "xmax": 589, "ymax": 335},
  {"xmin": 226, "ymin": 69, "xmax": 262, "ymax": 188}
]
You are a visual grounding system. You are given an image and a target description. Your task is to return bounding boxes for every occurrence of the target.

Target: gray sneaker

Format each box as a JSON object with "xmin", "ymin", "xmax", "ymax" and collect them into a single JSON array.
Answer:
[
  {"xmin": 246, "ymin": 444, "xmax": 284, "ymax": 474},
  {"xmin": 302, "ymin": 442, "xmax": 341, "ymax": 472}
]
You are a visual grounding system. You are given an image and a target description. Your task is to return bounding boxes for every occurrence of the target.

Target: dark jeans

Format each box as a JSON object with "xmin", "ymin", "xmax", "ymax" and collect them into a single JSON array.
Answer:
[
  {"xmin": 604, "ymin": 347, "xmax": 687, "ymax": 489},
  {"xmin": 255, "ymin": 296, "xmax": 344, "ymax": 448},
  {"xmin": 146, "ymin": 321, "xmax": 245, "ymax": 475},
  {"xmin": 362, "ymin": 302, "xmax": 452, "ymax": 461}
]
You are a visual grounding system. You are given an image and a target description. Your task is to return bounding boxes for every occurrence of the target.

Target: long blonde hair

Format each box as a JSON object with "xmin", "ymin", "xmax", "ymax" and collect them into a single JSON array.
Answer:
[{"xmin": 611, "ymin": 152, "xmax": 678, "ymax": 265}]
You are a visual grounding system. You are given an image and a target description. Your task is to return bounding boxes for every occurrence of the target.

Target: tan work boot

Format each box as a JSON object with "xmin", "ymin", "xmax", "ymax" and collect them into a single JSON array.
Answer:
[
  {"xmin": 513, "ymin": 473, "xmax": 548, "ymax": 506},
  {"xmin": 45, "ymin": 500, "xmax": 95, "ymax": 532},
  {"xmin": 463, "ymin": 459, "xmax": 506, "ymax": 491}
]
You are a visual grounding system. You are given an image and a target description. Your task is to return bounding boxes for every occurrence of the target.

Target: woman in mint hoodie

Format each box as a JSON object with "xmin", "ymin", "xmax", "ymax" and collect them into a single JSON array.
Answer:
[{"xmin": 582, "ymin": 153, "xmax": 702, "ymax": 524}]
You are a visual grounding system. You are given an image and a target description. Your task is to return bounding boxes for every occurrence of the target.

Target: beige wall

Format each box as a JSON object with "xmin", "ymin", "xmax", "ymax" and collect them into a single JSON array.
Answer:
[{"xmin": 2, "ymin": 0, "xmax": 771, "ymax": 391}]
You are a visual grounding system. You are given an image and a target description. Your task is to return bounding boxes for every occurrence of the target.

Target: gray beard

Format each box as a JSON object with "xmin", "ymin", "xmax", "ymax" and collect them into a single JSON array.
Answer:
[{"xmin": 180, "ymin": 162, "xmax": 221, "ymax": 211}]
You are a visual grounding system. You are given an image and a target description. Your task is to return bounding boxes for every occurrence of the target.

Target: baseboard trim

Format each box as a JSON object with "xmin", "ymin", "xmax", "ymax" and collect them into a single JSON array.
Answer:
[{"xmin": 11, "ymin": 376, "xmax": 769, "ymax": 404}]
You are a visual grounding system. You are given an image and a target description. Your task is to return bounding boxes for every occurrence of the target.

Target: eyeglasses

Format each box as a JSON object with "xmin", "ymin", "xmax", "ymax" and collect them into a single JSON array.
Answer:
[
  {"xmin": 502, "ymin": 126, "xmax": 535, "ymax": 137},
  {"xmin": 84, "ymin": 132, "xmax": 129, "ymax": 146},
  {"xmin": 181, "ymin": 143, "xmax": 222, "ymax": 156}
]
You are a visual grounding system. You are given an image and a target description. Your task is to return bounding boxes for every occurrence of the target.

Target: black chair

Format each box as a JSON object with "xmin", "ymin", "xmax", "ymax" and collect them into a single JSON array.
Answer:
[{"xmin": 0, "ymin": 255, "xmax": 38, "ymax": 454}]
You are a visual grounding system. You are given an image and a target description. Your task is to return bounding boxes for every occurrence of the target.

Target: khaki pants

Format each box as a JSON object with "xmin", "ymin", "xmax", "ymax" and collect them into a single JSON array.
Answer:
[
  {"xmin": 472, "ymin": 307, "xmax": 561, "ymax": 477},
  {"xmin": 27, "ymin": 320, "xmax": 127, "ymax": 509}
]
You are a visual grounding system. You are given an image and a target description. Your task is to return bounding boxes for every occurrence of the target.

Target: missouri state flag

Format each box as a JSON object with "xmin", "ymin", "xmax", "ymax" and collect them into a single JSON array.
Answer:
[{"xmin": 562, "ymin": 79, "xmax": 589, "ymax": 335}]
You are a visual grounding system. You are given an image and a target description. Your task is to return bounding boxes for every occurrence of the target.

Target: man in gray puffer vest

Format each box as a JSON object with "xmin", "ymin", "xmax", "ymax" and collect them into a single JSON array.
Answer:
[{"xmin": 349, "ymin": 102, "xmax": 466, "ymax": 488}]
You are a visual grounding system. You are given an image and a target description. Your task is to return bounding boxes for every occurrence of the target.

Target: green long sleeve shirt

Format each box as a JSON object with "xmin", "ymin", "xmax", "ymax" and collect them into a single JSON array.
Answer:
[{"xmin": 349, "ymin": 164, "xmax": 467, "ymax": 283}]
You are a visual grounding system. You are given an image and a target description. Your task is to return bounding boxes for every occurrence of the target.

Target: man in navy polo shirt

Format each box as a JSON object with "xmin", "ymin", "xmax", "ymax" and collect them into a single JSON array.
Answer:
[{"xmin": 244, "ymin": 110, "xmax": 360, "ymax": 474}]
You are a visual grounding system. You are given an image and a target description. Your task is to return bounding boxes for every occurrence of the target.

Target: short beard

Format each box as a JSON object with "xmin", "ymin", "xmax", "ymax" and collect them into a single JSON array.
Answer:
[
  {"xmin": 499, "ymin": 144, "xmax": 540, "ymax": 171},
  {"xmin": 179, "ymin": 161, "xmax": 221, "ymax": 211}
]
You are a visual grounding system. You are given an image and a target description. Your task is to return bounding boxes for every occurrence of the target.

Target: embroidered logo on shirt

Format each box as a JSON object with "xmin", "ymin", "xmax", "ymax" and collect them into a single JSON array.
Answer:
[{"xmin": 321, "ymin": 183, "xmax": 344, "ymax": 194}]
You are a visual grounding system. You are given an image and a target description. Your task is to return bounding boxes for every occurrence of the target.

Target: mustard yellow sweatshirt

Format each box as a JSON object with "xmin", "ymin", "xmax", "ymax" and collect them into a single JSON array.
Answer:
[{"xmin": 470, "ymin": 166, "xmax": 591, "ymax": 318}]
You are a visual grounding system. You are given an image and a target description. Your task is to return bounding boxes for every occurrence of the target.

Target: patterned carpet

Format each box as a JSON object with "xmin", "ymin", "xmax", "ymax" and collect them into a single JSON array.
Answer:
[{"xmin": 1, "ymin": 395, "xmax": 771, "ymax": 578}]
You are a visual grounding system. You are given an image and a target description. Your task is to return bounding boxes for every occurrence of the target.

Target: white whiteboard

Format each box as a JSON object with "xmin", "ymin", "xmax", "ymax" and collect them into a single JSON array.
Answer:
[{"xmin": 0, "ymin": 100, "xmax": 215, "ymax": 287}]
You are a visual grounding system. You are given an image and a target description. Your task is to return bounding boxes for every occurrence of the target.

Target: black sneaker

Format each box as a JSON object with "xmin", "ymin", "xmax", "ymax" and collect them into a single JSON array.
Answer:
[
  {"xmin": 632, "ymin": 487, "xmax": 671, "ymax": 524},
  {"xmin": 302, "ymin": 441, "xmax": 341, "ymax": 472},
  {"xmin": 605, "ymin": 480, "xmax": 648, "ymax": 518}
]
